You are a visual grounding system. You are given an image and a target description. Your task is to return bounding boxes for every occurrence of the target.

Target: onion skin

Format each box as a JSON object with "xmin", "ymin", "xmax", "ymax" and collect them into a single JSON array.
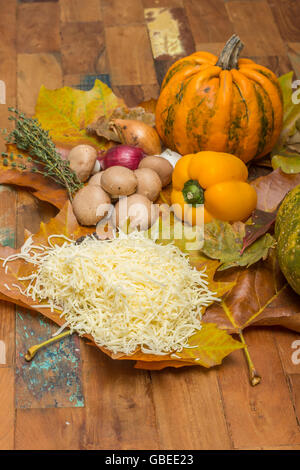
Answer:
[
  {"xmin": 100, "ymin": 145, "xmax": 145, "ymax": 171},
  {"xmin": 111, "ymin": 119, "xmax": 162, "ymax": 156}
]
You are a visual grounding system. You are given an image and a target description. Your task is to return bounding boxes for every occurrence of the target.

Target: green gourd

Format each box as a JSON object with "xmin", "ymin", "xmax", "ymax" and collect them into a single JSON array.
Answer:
[{"xmin": 275, "ymin": 185, "xmax": 300, "ymax": 295}]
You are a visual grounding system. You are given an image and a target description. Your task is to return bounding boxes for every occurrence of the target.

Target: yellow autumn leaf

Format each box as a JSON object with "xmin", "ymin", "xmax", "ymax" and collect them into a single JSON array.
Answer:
[{"xmin": 34, "ymin": 80, "xmax": 124, "ymax": 149}]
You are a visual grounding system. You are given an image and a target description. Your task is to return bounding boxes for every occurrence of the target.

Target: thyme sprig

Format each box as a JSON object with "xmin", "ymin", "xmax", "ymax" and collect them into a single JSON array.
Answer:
[{"xmin": 1, "ymin": 108, "xmax": 83, "ymax": 199}]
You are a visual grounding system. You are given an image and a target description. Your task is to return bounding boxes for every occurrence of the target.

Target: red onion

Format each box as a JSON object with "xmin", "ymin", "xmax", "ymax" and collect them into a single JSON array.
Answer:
[{"xmin": 98, "ymin": 145, "xmax": 145, "ymax": 171}]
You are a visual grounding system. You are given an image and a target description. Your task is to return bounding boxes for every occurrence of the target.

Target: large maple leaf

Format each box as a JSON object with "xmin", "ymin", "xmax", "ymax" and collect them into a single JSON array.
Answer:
[
  {"xmin": 35, "ymin": 80, "xmax": 124, "ymax": 149},
  {"xmin": 0, "ymin": 202, "xmax": 242, "ymax": 370}
]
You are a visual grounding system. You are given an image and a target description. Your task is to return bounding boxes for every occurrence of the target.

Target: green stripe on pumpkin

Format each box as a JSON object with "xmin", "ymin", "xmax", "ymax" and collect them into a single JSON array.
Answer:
[
  {"xmin": 254, "ymin": 83, "xmax": 273, "ymax": 156},
  {"xmin": 162, "ymin": 60, "xmax": 198, "ymax": 90}
]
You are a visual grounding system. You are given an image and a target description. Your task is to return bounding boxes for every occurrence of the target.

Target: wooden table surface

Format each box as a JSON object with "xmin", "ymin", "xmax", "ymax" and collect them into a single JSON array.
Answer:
[{"xmin": 1, "ymin": 0, "xmax": 300, "ymax": 451}]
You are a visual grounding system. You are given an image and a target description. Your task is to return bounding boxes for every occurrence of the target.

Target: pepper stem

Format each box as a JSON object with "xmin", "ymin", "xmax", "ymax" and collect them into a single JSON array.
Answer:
[
  {"xmin": 216, "ymin": 34, "xmax": 244, "ymax": 70},
  {"xmin": 182, "ymin": 179, "xmax": 204, "ymax": 206}
]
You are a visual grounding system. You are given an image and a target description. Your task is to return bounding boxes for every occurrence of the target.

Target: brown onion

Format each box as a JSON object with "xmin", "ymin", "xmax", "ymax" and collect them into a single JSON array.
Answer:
[
  {"xmin": 111, "ymin": 119, "xmax": 162, "ymax": 156},
  {"xmin": 99, "ymin": 145, "xmax": 145, "ymax": 171}
]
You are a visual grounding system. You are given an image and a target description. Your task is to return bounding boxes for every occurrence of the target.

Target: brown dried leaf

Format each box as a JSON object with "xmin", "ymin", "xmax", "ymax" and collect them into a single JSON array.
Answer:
[
  {"xmin": 0, "ymin": 145, "xmax": 68, "ymax": 210},
  {"xmin": 203, "ymin": 251, "xmax": 300, "ymax": 334},
  {"xmin": 86, "ymin": 105, "xmax": 156, "ymax": 141},
  {"xmin": 251, "ymin": 168, "xmax": 300, "ymax": 212}
]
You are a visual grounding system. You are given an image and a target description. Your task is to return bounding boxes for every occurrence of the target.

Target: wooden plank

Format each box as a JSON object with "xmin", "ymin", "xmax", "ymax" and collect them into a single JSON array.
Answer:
[
  {"xmin": 218, "ymin": 328, "xmax": 300, "ymax": 449},
  {"xmin": 287, "ymin": 374, "xmax": 300, "ymax": 425},
  {"xmin": 105, "ymin": 25, "xmax": 157, "ymax": 86},
  {"xmin": 0, "ymin": 368, "xmax": 14, "ymax": 449},
  {"xmin": 17, "ymin": 2, "xmax": 60, "ymax": 53},
  {"xmin": 0, "ymin": 0, "xmax": 17, "ymax": 151},
  {"xmin": 225, "ymin": 0, "xmax": 286, "ymax": 56},
  {"xmin": 112, "ymin": 84, "xmax": 160, "ymax": 107},
  {"xmin": 184, "ymin": 0, "xmax": 234, "ymax": 45},
  {"xmin": 0, "ymin": 302, "xmax": 15, "ymax": 367},
  {"xmin": 0, "ymin": 186, "xmax": 16, "ymax": 368},
  {"xmin": 287, "ymin": 43, "xmax": 300, "ymax": 79},
  {"xmin": 102, "ymin": 0, "xmax": 144, "ymax": 26},
  {"xmin": 142, "ymin": 0, "xmax": 183, "ymax": 6},
  {"xmin": 15, "ymin": 190, "xmax": 57, "ymax": 248},
  {"xmin": 61, "ymin": 22, "xmax": 105, "ymax": 75},
  {"xmin": 273, "ymin": 327, "xmax": 300, "ymax": 375},
  {"xmin": 80, "ymin": 343, "xmax": 160, "ymax": 450},
  {"xmin": 195, "ymin": 42, "xmax": 227, "ymax": 56},
  {"xmin": 151, "ymin": 367, "xmax": 232, "ymax": 450},
  {"xmin": 15, "ymin": 408, "xmax": 85, "ymax": 450},
  {"xmin": 17, "ymin": 53, "xmax": 63, "ymax": 116},
  {"xmin": 14, "ymin": 191, "xmax": 83, "ymax": 409},
  {"xmin": 268, "ymin": 0, "xmax": 300, "ymax": 42},
  {"xmin": 60, "ymin": 0, "xmax": 102, "ymax": 23},
  {"xmin": 0, "ymin": 16, "xmax": 17, "ymax": 457}
]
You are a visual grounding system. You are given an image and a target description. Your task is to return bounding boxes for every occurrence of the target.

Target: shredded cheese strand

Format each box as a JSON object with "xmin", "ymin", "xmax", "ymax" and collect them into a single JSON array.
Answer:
[{"xmin": 3, "ymin": 232, "xmax": 219, "ymax": 356}]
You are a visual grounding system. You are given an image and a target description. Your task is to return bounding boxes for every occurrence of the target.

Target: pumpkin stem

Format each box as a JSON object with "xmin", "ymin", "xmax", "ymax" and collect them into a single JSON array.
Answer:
[
  {"xmin": 182, "ymin": 179, "xmax": 204, "ymax": 206},
  {"xmin": 216, "ymin": 34, "xmax": 244, "ymax": 70}
]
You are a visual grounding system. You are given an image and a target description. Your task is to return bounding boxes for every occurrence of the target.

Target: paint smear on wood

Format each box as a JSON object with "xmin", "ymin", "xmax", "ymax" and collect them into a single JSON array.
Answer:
[
  {"xmin": 16, "ymin": 308, "xmax": 84, "ymax": 409},
  {"xmin": 145, "ymin": 8, "xmax": 184, "ymax": 59}
]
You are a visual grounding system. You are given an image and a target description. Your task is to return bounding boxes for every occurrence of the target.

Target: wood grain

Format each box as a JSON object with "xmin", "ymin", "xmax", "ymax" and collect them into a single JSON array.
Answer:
[
  {"xmin": 113, "ymin": 84, "xmax": 160, "ymax": 106},
  {"xmin": 61, "ymin": 22, "xmax": 106, "ymax": 75},
  {"xmin": 17, "ymin": 53, "xmax": 63, "ymax": 116},
  {"xmin": 81, "ymin": 344, "xmax": 160, "ymax": 450},
  {"xmin": 14, "ymin": 190, "xmax": 83, "ymax": 410},
  {"xmin": 151, "ymin": 367, "xmax": 232, "ymax": 449},
  {"xmin": 0, "ymin": 0, "xmax": 17, "ymax": 152},
  {"xmin": 0, "ymin": 9, "xmax": 17, "ymax": 454},
  {"xmin": 60, "ymin": 0, "xmax": 103, "ymax": 23},
  {"xmin": 0, "ymin": 368, "xmax": 14, "ymax": 449},
  {"xmin": 287, "ymin": 43, "xmax": 300, "ymax": 79},
  {"xmin": 225, "ymin": 0, "xmax": 286, "ymax": 56},
  {"xmin": 184, "ymin": 0, "xmax": 234, "ymax": 45},
  {"xmin": 268, "ymin": 0, "xmax": 300, "ymax": 42},
  {"xmin": 218, "ymin": 328, "xmax": 300, "ymax": 449},
  {"xmin": 15, "ymin": 408, "xmax": 85, "ymax": 450},
  {"xmin": 106, "ymin": 25, "xmax": 157, "ymax": 86},
  {"xmin": 102, "ymin": 0, "xmax": 144, "ymax": 26},
  {"xmin": 17, "ymin": 2, "xmax": 60, "ymax": 53},
  {"xmin": 0, "ymin": 186, "xmax": 16, "ymax": 369}
]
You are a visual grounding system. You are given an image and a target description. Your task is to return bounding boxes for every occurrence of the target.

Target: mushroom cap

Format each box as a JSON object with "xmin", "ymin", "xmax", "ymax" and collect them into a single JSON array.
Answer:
[
  {"xmin": 72, "ymin": 185, "xmax": 111, "ymax": 226},
  {"xmin": 134, "ymin": 168, "xmax": 162, "ymax": 202},
  {"xmin": 68, "ymin": 144, "xmax": 97, "ymax": 182},
  {"xmin": 101, "ymin": 166, "xmax": 137, "ymax": 196},
  {"xmin": 88, "ymin": 171, "xmax": 103, "ymax": 187},
  {"xmin": 114, "ymin": 193, "xmax": 158, "ymax": 231},
  {"xmin": 138, "ymin": 155, "xmax": 173, "ymax": 187}
]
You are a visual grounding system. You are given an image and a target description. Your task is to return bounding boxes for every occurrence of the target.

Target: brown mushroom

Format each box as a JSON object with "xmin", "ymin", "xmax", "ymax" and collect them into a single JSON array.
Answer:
[
  {"xmin": 67, "ymin": 144, "xmax": 98, "ymax": 182},
  {"xmin": 134, "ymin": 168, "xmax": 162, "ymax": 202},
  {"xmin": 114, "ymin": 194, "xmax": 158, "ymax": 231},
  {"xmin": 101, "ymin": 166, "xmax": 137, "ymax": 196},
  {"xmin": 88, "ymin": 171, "xmax": 103, "ymax": 187},
  {"xmin": 138, "ymin": 155, "xmax": 173, "ymax": 187},
  {"xmin": 72, "ymin": 185, "xmax": 112, "ymax": 226}
]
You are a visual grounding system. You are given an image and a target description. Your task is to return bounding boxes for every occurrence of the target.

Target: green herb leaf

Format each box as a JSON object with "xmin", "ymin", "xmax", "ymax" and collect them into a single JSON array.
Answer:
[{"xmin": 201, "ymin": 220, "xmax": 276, "ymax": 271}]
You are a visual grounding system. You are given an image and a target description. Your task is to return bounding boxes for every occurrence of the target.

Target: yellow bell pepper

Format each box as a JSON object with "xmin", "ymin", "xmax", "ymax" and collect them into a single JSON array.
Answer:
[{"xmin": 171, "ymin": 151, "xmax": 257, "ymax": 225}]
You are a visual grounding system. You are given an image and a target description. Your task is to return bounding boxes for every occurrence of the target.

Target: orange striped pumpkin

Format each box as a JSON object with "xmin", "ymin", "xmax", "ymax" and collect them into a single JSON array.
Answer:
[{"xmin": 155, "ymin": 35, "xmax": 283, "ymax": 163}]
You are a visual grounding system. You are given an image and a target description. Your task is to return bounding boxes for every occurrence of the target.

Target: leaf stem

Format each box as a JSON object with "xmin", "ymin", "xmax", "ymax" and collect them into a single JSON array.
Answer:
[{"xmin": 239, "ymin": 330, "xmax": 261, "ymax": 386}]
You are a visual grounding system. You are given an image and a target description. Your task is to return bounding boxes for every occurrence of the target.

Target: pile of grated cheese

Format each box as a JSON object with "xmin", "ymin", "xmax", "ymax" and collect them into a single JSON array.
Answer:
[{"xmin": 4, "ymin": 232, "xmax": 218, "ymax": 356}]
